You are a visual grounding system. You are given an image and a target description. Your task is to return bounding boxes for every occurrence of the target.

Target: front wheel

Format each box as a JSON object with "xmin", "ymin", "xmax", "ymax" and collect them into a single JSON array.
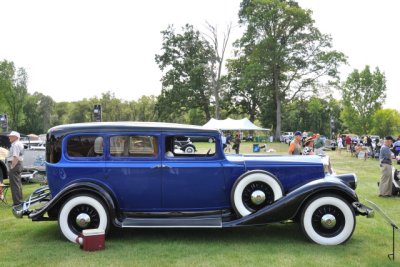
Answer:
[
  {"xmin": 300, "ymin": 194, "xmax": 355, "ymax": 245},
  {"xmin": 231, "ymin": 172, "xmax": 283, "ymax": 217},
  {"xmin": 58, "ymin": 194, "xmax": 109, "ymax": 243}
]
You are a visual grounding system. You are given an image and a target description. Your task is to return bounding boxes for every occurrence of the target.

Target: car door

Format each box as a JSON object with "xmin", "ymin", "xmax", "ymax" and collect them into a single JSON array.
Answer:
[
  {"xmin": 161, "ymin": 133, "xmax": 228, "ymax": 211},
  {"xmin": 104, "ymin": 133, "xmax": 162, "ymax": 212}
]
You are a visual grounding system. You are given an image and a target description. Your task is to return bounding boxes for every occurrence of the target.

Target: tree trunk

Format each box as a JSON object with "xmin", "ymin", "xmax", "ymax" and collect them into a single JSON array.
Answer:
[
  {"xmin": 273, "ymin": 65, "xmax": 282, "ymax": 141},
  {"xmin": 200, "ymin": 90, "xmax": 211, "ymax": 121}
]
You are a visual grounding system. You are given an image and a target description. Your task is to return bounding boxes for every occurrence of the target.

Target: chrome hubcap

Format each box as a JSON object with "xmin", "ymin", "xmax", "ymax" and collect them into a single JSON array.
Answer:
[
  {"xmin": 76, "ymin": 213, "xmax": 91, "ymax": 228},
  {"xmin": 251, "ymin": 190, "xmax": 266, "ymax": 205},
  {"xmin": 321, "ymin": 214, "xmax": 336, "ymax": 229}
]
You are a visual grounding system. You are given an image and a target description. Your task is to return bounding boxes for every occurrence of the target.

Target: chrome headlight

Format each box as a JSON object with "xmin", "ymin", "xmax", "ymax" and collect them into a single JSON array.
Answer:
[{"xmin": 320, "ymin": 155, "xmax": 334, "ymax": 175}]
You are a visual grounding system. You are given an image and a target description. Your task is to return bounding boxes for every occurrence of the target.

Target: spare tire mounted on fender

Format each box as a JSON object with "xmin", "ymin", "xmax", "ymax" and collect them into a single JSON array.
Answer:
[{"xmin": 231, "ymin": 171, "xmax": 283, "ymax": 217}]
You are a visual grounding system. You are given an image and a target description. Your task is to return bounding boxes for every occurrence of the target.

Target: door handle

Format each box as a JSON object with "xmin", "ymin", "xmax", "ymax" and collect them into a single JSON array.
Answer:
[
  {"xmin": 151, "ymin": 164, "xmax": 162, "ymax": 169},
  {"xmin": 161, "ymin": 164, "xmax": 171, "ymax": 169}
]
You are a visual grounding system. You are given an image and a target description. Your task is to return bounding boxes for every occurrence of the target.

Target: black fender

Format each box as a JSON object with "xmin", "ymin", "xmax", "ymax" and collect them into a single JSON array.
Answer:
[
  {"xmin": 223, "ymin": 177, "xmax": 358, "ymax": 227},
  {"xmin": 29, "ymin": 181, "xmax": 120, "ymax": 227}
]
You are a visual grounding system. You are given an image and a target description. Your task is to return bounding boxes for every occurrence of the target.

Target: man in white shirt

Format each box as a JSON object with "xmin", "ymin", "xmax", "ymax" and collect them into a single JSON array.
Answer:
[{"xmin": 7, "ymin": 131, "xmax": 24, "ymax": 206}]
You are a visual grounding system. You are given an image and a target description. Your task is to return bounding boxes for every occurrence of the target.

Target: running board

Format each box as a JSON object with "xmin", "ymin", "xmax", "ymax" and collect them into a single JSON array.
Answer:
[{"xmin": 121, "ymin": 216, "xmax": 222, "ymax": 228}]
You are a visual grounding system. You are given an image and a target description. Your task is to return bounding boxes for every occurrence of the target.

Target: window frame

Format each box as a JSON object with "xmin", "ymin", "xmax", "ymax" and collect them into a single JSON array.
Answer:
[
  {"xmin": 108, "ymin": 133, "xmax": 160, "ymax": 160},
  {"xmin": 64, "ymin": 134, "xmax": 105, "ymax": 161},
  {"xmin": 163, "ymin": 133, "xmax": 219, "ymax": 161}
]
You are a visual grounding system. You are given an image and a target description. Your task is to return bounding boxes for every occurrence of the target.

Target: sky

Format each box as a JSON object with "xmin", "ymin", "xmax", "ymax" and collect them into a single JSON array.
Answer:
[{"xmin": 0, "ymin": 0, "xmax": 398, "ymax": 110}]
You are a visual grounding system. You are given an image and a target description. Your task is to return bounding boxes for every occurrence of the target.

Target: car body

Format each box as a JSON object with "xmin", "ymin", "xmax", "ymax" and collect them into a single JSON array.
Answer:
[
  {"xmin": 319, "ymin": 135, "xmax": 337, "ymax": 151},
  {"xmin": 369, "ymin": 135, "xmax": 380, "ymax": 144},
  {"xmin": 13, "ymin": 122, "xmax": 373, "ymax": 245},
  {"xmin": 280, "ymin": 132, "xmax": 294, "ymax": 144},
  {"xmin": 173, "ymin": 136, "xmax": 197, "ymax": 154}
]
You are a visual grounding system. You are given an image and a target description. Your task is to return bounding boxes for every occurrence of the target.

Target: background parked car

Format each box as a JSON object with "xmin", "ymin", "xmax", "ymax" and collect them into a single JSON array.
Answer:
[
  {"xmin": 174, "ymin": 136, "xmax": 197, "ymax": 154},
  {"xmin": 280, "ymin": 132, "xmax": 294, "ymax": 144}
]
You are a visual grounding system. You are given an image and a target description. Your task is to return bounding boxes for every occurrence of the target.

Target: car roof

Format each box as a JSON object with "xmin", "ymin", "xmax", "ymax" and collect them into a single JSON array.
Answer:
[{"xmin": 48, "ymin": 122, "xmax": 219, "ymax": 135}]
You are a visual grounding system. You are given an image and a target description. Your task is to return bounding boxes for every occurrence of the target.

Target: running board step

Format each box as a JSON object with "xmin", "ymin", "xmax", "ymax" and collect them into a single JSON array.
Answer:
[{"xmin": 122, "ymin": 216, "xmax": 222, "ymax": 228}]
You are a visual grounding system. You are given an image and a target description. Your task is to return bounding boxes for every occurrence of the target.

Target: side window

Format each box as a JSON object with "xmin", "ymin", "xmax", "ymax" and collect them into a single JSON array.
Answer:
[
  {"xmin": 110, "ymin": 135, "xmax": 157, "ymax": 157},
  {"xmin": 165, "ymin": 135, "xmax": 216, "ymax": 158},
  {"xmin": 67, "ymin": 136, "xmax": 103, "ymax": 158}
]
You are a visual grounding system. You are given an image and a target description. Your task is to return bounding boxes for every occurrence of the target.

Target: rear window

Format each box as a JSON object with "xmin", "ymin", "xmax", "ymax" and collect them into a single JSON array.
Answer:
[{"xmin": 67, "ymin": 136, "xmax": 103, "ymax": 158}]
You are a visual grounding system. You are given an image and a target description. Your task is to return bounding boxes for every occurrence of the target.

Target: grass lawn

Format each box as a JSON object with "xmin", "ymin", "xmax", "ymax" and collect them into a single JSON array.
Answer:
[{"xmin": 1, "ymin": 142, "xmax": 400, "ymax": 266}]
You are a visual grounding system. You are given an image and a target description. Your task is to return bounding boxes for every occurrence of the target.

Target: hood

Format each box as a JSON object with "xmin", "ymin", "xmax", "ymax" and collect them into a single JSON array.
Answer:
[
  {"xmin": 226, "ymin": 154, "xmax": 325, "ymax": 193},
  {"xmin": 226, "ymin": 154, "xmax": 323, "ymax": 166}
]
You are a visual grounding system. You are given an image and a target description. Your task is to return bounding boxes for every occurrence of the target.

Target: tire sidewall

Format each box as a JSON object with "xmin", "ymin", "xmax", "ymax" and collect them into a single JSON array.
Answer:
[
  {"xmin": 58, "ymin": 194, "xmax": 109, "ymax": 243},
  {"xmin": 301, "ymin": 195, "xmax": 355, "ymax": 245},
  {"xmin": 231, "ymin": 172, "xmax": 283, "ymax": 217},
  {"xmin": 184, "ymin": 145, "xmax": 195, "ymax": 154}
]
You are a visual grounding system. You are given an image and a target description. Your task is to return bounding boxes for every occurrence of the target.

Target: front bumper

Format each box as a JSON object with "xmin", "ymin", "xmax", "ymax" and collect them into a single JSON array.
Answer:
[{"xmin": 353, "ymin": 202, "xmax": 374, "ymax": 218}]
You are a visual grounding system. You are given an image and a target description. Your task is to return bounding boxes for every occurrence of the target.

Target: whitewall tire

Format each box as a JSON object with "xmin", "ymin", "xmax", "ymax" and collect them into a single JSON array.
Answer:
[
  {"xmin": 232, "ymin": 172, "xmax": 283, "ymax": 217},
  {"xmin": 58, "ymin": 194, "xmax": 109, "ymax": 243},
  {"xmin": 301, "ymin": 195, "xmax": 355, "ymax": 245},
  {"xmin": 184, "ymin": 146, "xmax": 195, "ymax": 154}
]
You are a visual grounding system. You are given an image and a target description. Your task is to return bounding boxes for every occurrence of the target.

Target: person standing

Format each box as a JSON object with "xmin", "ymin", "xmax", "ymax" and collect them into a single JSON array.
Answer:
[
  {"xmin": 225, "ymin": 133, "xmax": 232, "ymax": 153},
  {"xmin": 302, "ymin": 137, "xmax": 315, "ymax": 155},
  {"xmin": 366, "ymin": 136, "xmax": 373, "ymax": 157},
  {"xmin": 345, "ymin": 135, "xmax": 352, "ymax": 152},
  {"xmin": 7, "ymin": 131, "xmax": 24, "ymax": 206},
  {"xmin": 221, "ymin": 132, "xmax": 227, "ymax": 151},
  {"xmin": 289, "ymin": 131, "xmax": 302, "ymax": 155},
  {"xmin": 379, "ymin": 136, "xmax": 394, "ymax": 197},
  {"xmin": 233, "ymin": 132, "xmax": 241, "ymax": 154},
  {"xmin": 314, "ymin": 134, "xmax": 324, "ymax": 155},
  {"xmin": 337, "ymin": 134, "xmax": 344, "ymax": 154}
]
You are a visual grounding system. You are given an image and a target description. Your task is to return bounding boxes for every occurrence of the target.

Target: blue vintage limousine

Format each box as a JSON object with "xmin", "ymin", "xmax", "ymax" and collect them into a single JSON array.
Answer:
[{"xmin": 13, "ymin": 122, "xmax": 373, "ymax": 245}]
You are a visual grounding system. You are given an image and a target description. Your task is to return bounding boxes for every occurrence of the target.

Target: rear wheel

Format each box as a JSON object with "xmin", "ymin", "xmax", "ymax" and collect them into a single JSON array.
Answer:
[
  {"xmin": 184, "ymin": 145, "xmax": 195, "ymax": 154},
  {"xmin": 58, "ymin": 194, "xmax": 109, "ymax": 243},
  {"xmin": 300, "ymin": 194, "xmax": 355, "ymax": 245}
]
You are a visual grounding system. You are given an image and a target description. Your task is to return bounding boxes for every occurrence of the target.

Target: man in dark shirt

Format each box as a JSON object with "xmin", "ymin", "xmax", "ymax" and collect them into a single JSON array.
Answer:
[{"xmin": 379, "ymin": 136, "xmax": 394, "ymax": 197}]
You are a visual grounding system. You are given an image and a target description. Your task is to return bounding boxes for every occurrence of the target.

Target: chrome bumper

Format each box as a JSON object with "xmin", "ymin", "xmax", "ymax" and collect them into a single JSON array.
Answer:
[
  {"xmin": 12, "ymin": 186, "xmax": 51, "ymax": 218},
  {"xmin": 353, "ymin": 202, "xmax": 374, "ymax": 218}
]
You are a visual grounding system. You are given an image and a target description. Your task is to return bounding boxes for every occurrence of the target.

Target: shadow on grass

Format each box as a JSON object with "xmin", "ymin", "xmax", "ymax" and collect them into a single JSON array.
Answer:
[
  {"xmin": 26, "ymin": 221, "xmax": 306, "ymax": 246},
  {"xmin": 107, "ymin": 222, "xmax": 306, "ymax": 245}
]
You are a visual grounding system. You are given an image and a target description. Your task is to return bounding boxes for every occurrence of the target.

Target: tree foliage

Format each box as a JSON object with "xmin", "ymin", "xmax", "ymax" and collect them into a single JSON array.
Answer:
[
  {"xmin": 340, "ymin": 66, "xmax": 386, "ymax": 134},
  {"xmin": 282, "ymin": 96, "xmax": 342, "ymax": 137},
  {"xmin": 0, "ymin": 60, "xmax": 28, "ymax": 130},
  {"xmin": 19, "ymin": 92, "xmax": 55, "ymax": 134},
  {"xmin": 155, "ymin": 24, "xmax": 215, "ymax": 123},
  {"xmin": 371, "ymin": 109, "xmax": 400, "ymax": 137},
  {"xmin": 234, "ymin": 0, "xmax": 346, "ymax": 139}
]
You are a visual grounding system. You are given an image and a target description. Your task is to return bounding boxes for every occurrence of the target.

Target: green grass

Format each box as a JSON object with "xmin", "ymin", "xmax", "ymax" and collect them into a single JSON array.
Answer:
[{"xmin": 1, "ymin": 142, "xmax": 400, "ymax": 266}]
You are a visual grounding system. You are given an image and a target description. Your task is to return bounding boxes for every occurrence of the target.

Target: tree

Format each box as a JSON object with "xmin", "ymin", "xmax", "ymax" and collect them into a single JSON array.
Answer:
[
  {"xmin": 52, "ymin": 101, "xmax": 70, "ymax": 126},
  {"xmin": 340, "ymin": 66, "xmax": 386, "ymax": 134},
  {"xmin": 236, "ymin": 0, "xmax": 346, "ymax": 139},
  {"xmin": 226, "ymin": 52, "xmax": 267, "ymax": 122},
  {"xmin": 0, "ymin": 60, "xmax": 28, "ymax": 130},
  {"xmin": 20, "ymin": 92, "xmax": 55, "ymax": 133},
  {"xmin": 97, "ymin": 91, "xmax": 125, "ymax": 121},
  {"xmin": 371, "ymin": 109, "xmax": 400, "ymax": 137},
  {"xmin": 155, "ymin": 24, "xmax": 214, "ymax": 122},
  {"xmin": 204, "ymin": 23, "xmax": 232, "ymax": 119},
  {"xmin": 280, "ymin": 96, "xmax": 341, "ymax": 137},
  {"xmin": 129, "ymin": 95, "xmax": 158, "ymax": 122},
  {"xmin": 68, "ymin": 99, "xmax": 92, "ymax": 123}
]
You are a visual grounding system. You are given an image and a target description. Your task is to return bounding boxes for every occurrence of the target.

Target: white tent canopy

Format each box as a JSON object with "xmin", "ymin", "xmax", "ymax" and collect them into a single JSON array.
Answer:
[{"xmin": 203, "ymin": 118, "xmax": 269, "ymax": 131}]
